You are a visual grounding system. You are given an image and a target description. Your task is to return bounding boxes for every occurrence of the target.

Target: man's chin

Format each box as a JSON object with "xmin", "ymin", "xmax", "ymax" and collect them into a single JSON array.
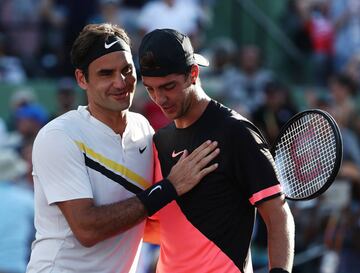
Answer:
[
  {"xmin": 108, "ymin": 102, "xmax": 131, "ymax": 113},
  {"xmin": 162, "ymin": 111, "xmax": 178, "ymax": 121}
]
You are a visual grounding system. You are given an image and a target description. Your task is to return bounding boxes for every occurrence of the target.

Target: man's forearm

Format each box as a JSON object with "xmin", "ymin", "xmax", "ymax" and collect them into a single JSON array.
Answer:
[
  {"xmin": 58, "ymin": 196, "xmax": 147, "ymax": 247},
  {"xmin": 257, "ymin": 197, "xmax": 295, "ymax": 272},
  {"xmin": 267, "ymin": 204, "xmax": 295, "ymax": 271},
  {"xmin": 86, "ymin": 197, "xmax": 147, "ymax": 237}
]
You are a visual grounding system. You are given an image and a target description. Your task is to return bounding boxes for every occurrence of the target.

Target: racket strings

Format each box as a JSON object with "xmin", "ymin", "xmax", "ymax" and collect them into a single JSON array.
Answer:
[
  {"xmin": 280, "ymin": 120, "xmax": 333, "ymax": 197},
  {"xmin": 282, "ymin": 117, "xmax": 335, "ymax": 197},
  {"xmin": 275, "ymin": 114, "xmax": 337, "ymax": 199}
]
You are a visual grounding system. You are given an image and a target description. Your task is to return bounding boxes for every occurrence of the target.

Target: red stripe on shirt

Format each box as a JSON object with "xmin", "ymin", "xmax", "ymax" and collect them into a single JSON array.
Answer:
[{"xmin": 249, "ymin": 184, "xmax": 282, "ymax": 205}]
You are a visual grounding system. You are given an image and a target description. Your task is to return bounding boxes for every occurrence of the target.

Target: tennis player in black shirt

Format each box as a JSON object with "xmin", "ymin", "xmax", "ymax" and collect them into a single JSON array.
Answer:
[{"xmin": 138, "ymin": 29, "xmax": 295, "ymax": 273}]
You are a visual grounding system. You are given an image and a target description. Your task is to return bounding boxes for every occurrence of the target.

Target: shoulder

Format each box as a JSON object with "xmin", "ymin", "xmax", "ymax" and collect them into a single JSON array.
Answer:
[
  {"xmin": 211, "ymin": 101, "xmax": 254, "ymax": 130},
  {"xmin": 33, "ymin": 110, "xmax": 84, "ymax": 152},
  {"xmin": 214, "ymin": 102, "xmax": 268, "ymax": 146},
  {"xmin": 44, "ymin": 109, "xmax": 81, "ymax": 130},
  {"xmin": 36, "ymin": 110, "xmax": 80, "ymax": 137}
]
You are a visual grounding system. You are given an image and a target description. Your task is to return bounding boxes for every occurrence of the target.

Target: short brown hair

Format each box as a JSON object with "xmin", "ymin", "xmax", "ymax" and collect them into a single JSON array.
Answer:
[{"xmin": 70, "ymin": 23, "xmax": 131, "ymax": 73}]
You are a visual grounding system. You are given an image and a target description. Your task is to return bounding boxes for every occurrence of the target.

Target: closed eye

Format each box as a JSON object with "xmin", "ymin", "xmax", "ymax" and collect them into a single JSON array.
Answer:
[
  {"xmin": 143, "ymin": 81, "xmax": 177, "ymax": 94},
  {"xmin": 98, "ymin": 69, "xmax": 113, "ymax": 76},
  {"xmin": 162, "ymin": 82, "xmax": 176, "ymax": 91}
]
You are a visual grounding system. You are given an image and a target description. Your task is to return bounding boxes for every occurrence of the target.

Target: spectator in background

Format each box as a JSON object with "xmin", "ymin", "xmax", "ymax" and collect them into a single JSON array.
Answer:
[
  {"xmin": 89, "ymin": 0, "xmax": 123, "ymax": 26},
  {"xmin": 201, "ymin": 37, "xmax": 237, "ymax": 102},
  {"xmin": 119, "ymin": 0, "xmax": 147, "ymax": 34},
  {"xmin": 251, "ymin": 81, "xmax": 298, "ymax": 145},
  {"xmin": 341, "ymin": 57, "xmax": 360, "ymax": 146},
  {"xmin": 222, "ymin": 44, "xmax": 274, "ymax": 116},
  {"xmin": 281, "ymin": 0, "xmax": 313, "ymax": 83},
  {"xmin": 50, "ymin": 77, "xmax": 78, "ymax": 119},
  {"xmin": 330, "ymin": 0, "xmax": 360, "ymax": 72},
  {"xmin": 6, "ymin": 87, "xmax": 39, "ymax": 147},
  {"xmin": 39, "ymin": 0, "xmax": 68, "ymax": 77},
  {"xmin": 0, "ymin": 148, "xmax": 34, "ymax": 273},
  {"xmin": 137, "ymin": 0, "xmax": 207, "ymax": 49},
  {"xmin": 328, "ymin": 73, "xmax": 358, "ymax": 129},
  {"xmin": 14, "ymin": 103, "xmax": 49, "ymax": 145},
  {"xmin": 63, "ymin": 0, "xmax": 98, "ymax": 76},
  {"xmin": 0, "ymin": 0, "xmax": 42, "ymax": 77},
  {"xmin": 0, "ymin": 32, "xmax": 27, "ymax": 84},
  {"xmin": 343, "ymin": 52, "xmax": 360, "ymax": 89},
  {"xmin": 7, "ymin": 88, "xmax": 49, "ymax": 143},
  {"xmin": 9, "ymin": 88, "xmax": 37, "ymax": 111},
  {"xmin": 282, "ymin": 0, "xmax": 313, "ymax": 55},
  {"xmin": 306, "ymin": 0, "xmax": 334, "ymax": 86}
]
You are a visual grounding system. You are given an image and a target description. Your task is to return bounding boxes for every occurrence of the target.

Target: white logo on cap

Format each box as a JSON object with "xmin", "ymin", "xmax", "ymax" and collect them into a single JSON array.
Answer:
[{"xmin": 104, "ymin": 40, "xmax": 119, "ymax": 49}]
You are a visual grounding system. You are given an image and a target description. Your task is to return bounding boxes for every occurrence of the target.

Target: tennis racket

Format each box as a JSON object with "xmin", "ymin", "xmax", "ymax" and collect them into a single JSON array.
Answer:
[{"xmin": 271, "ymin": 109, "xmax": 343, "ymax": 201}]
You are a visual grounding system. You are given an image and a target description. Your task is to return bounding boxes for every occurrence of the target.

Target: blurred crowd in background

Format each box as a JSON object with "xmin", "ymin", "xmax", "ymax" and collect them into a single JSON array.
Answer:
[{"xmin": 0, "ymin": 0, "xmax": 360, "ymax": 273}]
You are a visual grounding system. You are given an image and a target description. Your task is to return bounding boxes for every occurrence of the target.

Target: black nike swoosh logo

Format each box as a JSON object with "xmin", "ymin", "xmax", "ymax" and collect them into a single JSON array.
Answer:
[{"xmin": 139, "ymin": 146, "xmax": 147, "ymax": 154}]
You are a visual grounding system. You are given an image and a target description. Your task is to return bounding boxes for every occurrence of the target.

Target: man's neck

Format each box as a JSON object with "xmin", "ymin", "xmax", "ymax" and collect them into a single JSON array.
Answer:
[
  {"xmin": 87, "ymin": 106, "xmax": 128, "ymax": 136},
  {"xmin": 174, "ymin": 94, "xmax": 211, "ymax": 129}
]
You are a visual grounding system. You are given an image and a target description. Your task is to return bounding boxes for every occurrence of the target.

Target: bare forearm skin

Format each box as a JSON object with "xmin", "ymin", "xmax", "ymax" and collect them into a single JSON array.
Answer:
[
  {"xmin": 267, "ymin": 204, "xmax": 295, "ymax": 271},
  {"xmin": 58, "ymin": 196, "xmax": 147, "ymax": 247},
  {"xmin": 258, "ymin": 197, "xmax": 295, "ymax": 272}
]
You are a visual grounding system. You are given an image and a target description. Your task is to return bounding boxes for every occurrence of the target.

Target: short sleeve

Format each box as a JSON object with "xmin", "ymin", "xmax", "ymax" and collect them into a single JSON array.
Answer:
[
  {"xmin": 32, "ymin": 129, "xmax": 93, "ymax": 205},
  {"xmin": 232, "ymin": 122, "xmax": 282, "ymax": 206}
]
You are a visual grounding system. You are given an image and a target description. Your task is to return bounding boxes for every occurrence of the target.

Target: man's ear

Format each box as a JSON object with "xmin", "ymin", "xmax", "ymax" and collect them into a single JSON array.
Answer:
[
  {"xmin": 75, "ymin": 69, "xmax": 87, "ymax": 90},
  {"xmin": 190, "ymin": 65, "xmax": 199, "ymax": 84}
]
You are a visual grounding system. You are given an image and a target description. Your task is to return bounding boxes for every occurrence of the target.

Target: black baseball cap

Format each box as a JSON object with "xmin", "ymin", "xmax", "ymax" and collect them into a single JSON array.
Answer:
[{"xmin": 138, "ymin": 29, "xmax": 209, "ymax": 77}]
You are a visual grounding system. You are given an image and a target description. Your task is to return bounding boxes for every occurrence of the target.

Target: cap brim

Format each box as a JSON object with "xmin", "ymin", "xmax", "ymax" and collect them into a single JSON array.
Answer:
[{"xmin": 194, "ymin": 53, "xmax": 209, "ymax": 67}]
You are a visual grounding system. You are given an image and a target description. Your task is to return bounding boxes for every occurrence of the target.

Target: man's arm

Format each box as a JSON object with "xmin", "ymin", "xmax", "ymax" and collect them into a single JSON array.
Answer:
[
  {"xmin": 57, "ymin": 140, "xmax": 219, "ymax": 247},
  {"xmin": 257, "ymin": 196, "xmax": 295, "ymax": 272},
  {"xmin": 57, "ymin": 197, "xmax": 145, "ymax": 247}
]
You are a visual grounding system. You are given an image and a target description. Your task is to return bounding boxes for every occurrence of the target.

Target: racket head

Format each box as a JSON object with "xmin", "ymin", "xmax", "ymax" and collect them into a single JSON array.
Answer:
[{"xmin": 271, "ymin": 109, "xmax": 343, "ymax": 201}]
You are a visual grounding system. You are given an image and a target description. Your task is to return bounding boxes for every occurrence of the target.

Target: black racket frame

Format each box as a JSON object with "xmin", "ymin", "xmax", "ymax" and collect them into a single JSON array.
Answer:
[{"xmin": 270, "ymin": 109, "xmax": 343, "ymax": 200}]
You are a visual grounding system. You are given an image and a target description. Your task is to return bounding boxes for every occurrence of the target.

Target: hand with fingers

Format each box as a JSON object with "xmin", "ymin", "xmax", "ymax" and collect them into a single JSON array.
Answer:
[
  {"xmin": 137, "ymin": 140, "xmax": 219, "ymax": 216},
  {"xmin": 168, "ymin": 140, "xmax": 219, "ymax": 196}
]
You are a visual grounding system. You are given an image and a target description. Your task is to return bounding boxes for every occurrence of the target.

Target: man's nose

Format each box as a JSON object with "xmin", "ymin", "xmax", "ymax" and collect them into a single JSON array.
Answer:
[
  {"xmin": 154, "ymin": 90, "xmax": 166, "ymax": 105},
  {"xmin": 113, "ymin": 74, "xmax": 126, "ymax": 89}
]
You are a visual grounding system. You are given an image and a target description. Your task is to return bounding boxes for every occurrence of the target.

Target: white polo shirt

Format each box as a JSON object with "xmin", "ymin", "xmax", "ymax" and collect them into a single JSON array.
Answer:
[{"xmin": 27, "ymin": 106, "xmax": 155, "ymax": 273}]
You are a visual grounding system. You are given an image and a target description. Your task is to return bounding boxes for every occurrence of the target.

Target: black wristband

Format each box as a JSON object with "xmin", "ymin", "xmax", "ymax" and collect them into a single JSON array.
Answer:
[
  {"xmin": 137, "ymin": 179, "xmax": 178, "ymax": 216},
  {"xmin": 269, "ymin": 268, "xmax": 289, "ymax": 273}
]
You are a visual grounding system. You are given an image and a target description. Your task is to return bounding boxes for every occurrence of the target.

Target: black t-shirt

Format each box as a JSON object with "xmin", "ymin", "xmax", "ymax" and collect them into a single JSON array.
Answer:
[{"xmin": 153, "ymin": 100, "xmax": 281, "ymax": 271}]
